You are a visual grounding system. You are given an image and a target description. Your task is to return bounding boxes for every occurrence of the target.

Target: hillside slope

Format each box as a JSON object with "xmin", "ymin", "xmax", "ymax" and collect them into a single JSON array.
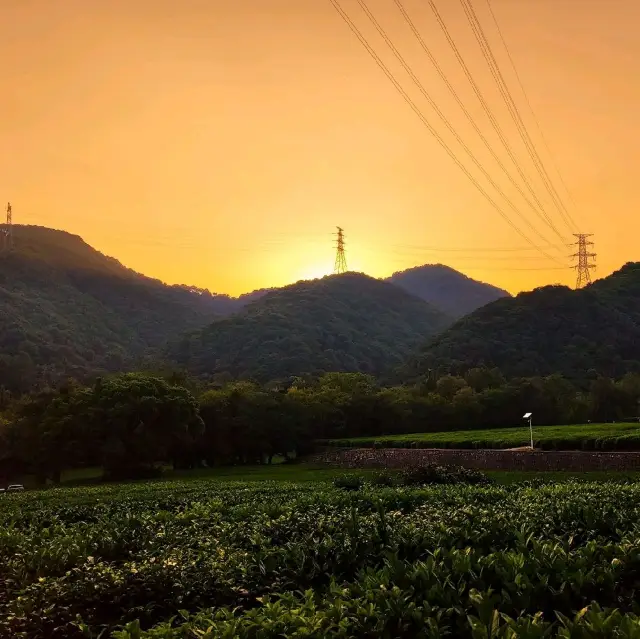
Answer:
[
  {"xmin": 386, "ymin": 264, "xmax": 510, "ymax": 318},
  {"xmin": 0, "ymin": 225, "xmax": 234, "ymax": 389},
  {"xmin": 172, "ymin": 272, "xmax": 452, "ymax": 382},
  {"xmin": 403, "ymin": 262, "xmax": 640, "ymax": 382}
]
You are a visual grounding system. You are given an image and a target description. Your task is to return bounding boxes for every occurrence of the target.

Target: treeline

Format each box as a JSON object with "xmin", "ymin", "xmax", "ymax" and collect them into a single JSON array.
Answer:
[{"xmin": 1, "ymin": 369, "xmax": 639, "ymax": 484}]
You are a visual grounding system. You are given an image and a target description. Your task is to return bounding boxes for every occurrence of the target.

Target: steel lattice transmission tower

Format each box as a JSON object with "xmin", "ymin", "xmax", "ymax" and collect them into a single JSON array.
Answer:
[
  {"xmin": 571, "ymin": 233, "xmax": 596, "ymax": 289},
  {"xmin": 1, "ymin": 202, "xmax": 12, "ymax": 251},
  {"xmin": 334, "ymin": 226, "xmax": 347, "ymax": 274}
]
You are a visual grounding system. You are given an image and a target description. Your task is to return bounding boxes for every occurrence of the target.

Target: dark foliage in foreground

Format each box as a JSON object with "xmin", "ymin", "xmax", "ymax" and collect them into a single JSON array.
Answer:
[
  {"xmin": 3, "ymin": 481, "xmax": 640, "ymax": 637},
  {"xmin": 399, "ymin": 463, "xmax": 491, "ymax": 486}
]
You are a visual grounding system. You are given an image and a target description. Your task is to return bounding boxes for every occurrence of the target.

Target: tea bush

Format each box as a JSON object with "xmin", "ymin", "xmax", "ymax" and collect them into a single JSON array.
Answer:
[
  {"xmin": 332, "ymin": 474, "xmax": 365, "ymax": 490},
  {"xmin": 3, "ymin": 479, "xmax": 640, "ymax": 637},
  {"xmin": 399, "ymin": 463, "xmax": 491, "ymax": 486}
]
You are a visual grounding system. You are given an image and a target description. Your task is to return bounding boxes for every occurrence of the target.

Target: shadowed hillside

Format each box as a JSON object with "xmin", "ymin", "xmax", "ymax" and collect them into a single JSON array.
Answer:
[
  {"xmin": 403, "ymin": 262, "xmax": 640, "ymax": 382},
  {"xmin": 172, "ymin": 272, "xmax": 452, "ymax": 382},
  {"xmin": 0, "ymin": 225, "xmax": 237, "ymax": 389},
  {"xmin": 386, "ymin": 264, "xmax": 510, "ymax": 318}
]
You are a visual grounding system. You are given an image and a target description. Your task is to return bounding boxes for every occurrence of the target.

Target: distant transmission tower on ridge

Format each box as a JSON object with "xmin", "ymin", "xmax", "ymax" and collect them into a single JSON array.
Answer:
[
  {"xmin": 334, "ymin": 226, "xmax": 348, "ymax": 274},
  {"xmin": 571, "ymin": 233, "xmax": 596, "ymax": 289},
  {"xmin": 1, "ymin": 202, "xmax": 12, "ymax": 251}
]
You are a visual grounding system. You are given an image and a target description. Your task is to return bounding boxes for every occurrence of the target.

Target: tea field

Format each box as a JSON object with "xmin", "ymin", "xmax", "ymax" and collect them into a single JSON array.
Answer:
[
  {"xmin": 325, "ymin": 421, "xmax": 640, "ymax": 451},
  {"xmin": 4, "ymin": 478, "xmax": 640, "ymax": 637}
]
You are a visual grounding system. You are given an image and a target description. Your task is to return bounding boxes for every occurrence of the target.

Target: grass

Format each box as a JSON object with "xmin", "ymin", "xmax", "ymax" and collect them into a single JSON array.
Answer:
[
  {"xmin": 487, "ymin": 470, "xmax": 640, "ymax": 484},
  {"xmin": 30, "ymin": 464, "xmax": 640, "ymax": 490},
  {"xmin": 324, "ymin": 421, "xmax": 640, "ymax": 450},
  {"xmin": 55, "ymin": 463, "xmax": 375, "ymax": 487}
]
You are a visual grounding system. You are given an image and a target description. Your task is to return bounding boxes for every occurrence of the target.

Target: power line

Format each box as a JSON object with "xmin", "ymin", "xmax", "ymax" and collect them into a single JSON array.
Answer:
[
  {"xmin": 355, "ymin": 0, "xmax": 563, "ymax": 249},
  {"xmin": 483, "ymin": 0, "xmax": 580, "ymax": 221},
  {"xmin": 460, "ymin": 0, "xmax": 577, "ymax": 233},
  {"xmin": 456, "ymin": 266, "xmax": 570, "ymax": 272},
  {"xmin": 390, "ymin": 243, "xmax": 568, "ymax": 253},
  {"xmin": 327, "ymin": 0, "xmax": 563, "ymax": 265},
  {"xmin": 391, "ymin": 0, "xmax": 565, "ymax": 244},
  {"xmin": 427, "ymin": 0, "xmax": 565, "ymax": 244},
  {"xmin": 334, "ymin": 226, "xmax": 348, "ymax": 274},
  {"xmin": 389, "ymin": 252, "xmax": 565, "ymax": 262}
]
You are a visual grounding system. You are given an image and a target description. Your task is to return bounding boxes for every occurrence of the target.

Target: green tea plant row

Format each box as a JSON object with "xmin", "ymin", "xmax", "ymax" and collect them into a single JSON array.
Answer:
[
  {"xmin": 325, "ymin": 422, "xmax": 640, "ymax": 451},
  {"xmin": 3, "ymin": 479, "xmax": 640, "ymax": 637}
]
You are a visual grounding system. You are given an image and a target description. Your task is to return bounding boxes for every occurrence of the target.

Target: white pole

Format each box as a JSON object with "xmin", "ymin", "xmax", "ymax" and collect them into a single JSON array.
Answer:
[{"xmin": 529, "ymin": 416, "xmax": 534, "ymax": 450}]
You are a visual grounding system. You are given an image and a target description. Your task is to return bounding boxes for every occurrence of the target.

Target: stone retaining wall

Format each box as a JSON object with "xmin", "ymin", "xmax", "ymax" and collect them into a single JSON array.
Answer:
[{"xmin": 311, "ymin": 448, "xmax": 640, "ymax": 472}]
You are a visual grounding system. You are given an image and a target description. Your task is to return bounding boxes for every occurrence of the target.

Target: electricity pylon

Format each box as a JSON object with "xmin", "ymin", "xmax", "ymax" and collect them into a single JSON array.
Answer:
[
  {"xmin": 334, "ymin": 226, "xmax": 347, "ymax": 274},
  {"xmin": 1, "ymin": 202, "xmax": 12, "ymax": 251},
  {"xmin": 571, "ymin": 233, "xmax": 596, "ymax": 289}
]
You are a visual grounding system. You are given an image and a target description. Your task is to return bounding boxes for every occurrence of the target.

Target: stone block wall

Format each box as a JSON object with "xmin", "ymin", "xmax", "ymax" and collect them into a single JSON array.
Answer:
[{"xmin": 311, "ymin": 447, "xmax": 640, "ymax": 472}]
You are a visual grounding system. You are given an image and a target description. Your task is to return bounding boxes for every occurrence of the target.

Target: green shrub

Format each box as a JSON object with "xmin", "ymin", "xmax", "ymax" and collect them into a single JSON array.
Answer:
[
  {"xmin": 332, "ymin": 474, "xmax": 364, "ymax": 491},
  {"xmin": 5, "ymin": 478, "xmax": 640, "ymax": 637},
  {"xmin": 369, "ymin": 471, "xmax": 395, "ymax": 487},
  {"xmin": 400, "ymin": 463, "xmax": 490, "ymax": 486}
]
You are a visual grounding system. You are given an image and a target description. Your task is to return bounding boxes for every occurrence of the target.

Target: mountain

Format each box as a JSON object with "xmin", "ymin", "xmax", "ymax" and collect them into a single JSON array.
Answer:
[
  {"xmin": 386, "ymin": 264, "xmax": 510, "ymax": 318},
  {"xmin": 403, "ymin": 262, "xmax": 640, "ymax": 382},
  {"xmin": 171, "ymin": 272, "xmax": 452, "ymax": 382},
  {"xmin": 0, "ymin": 225, "xmax": 242, "ymax": 390}
]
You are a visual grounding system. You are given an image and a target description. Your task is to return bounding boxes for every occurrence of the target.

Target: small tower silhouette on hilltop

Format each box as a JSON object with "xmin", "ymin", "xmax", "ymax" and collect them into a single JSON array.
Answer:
[{"xmin": 334, "ymin": 226, "xmax": 347, "ymax": 275}]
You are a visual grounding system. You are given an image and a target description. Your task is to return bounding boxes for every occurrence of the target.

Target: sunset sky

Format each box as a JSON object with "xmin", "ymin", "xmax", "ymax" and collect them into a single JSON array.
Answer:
[{"xmin": 1, "ymin": 0, "xmax": 638, "ymax": 296}]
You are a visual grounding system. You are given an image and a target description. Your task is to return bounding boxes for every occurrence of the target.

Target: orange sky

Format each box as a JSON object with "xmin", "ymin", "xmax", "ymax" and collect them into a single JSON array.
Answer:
[{"xmin": 1, "ymin": 0, "xmax": 638, "ymax": 296}]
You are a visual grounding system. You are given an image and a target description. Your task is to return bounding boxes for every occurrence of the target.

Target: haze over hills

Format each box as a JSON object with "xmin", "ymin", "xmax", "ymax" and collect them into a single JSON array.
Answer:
[
  {"xmin": 403, "ymin": 262, "xmax": 640, "ymax": 383},
  {"xmin": 385, "ymin": 264, "xmax": 510, "ymax": 318},
  {"xmin": 171, "ymin": 272, "xmax": 452, "ymax": 383}
]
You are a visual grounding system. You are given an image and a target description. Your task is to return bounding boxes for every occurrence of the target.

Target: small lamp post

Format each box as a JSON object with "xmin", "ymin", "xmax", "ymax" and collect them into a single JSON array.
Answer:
[{"xmin": 523, "ymin": 412, "xmax": 534, "ymax": 450}]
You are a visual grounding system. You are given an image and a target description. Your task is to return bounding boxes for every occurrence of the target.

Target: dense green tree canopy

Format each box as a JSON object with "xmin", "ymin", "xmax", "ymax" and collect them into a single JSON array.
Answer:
[
  {"xmin": 0, "ymin": 226, "xmax": 519, "ymax": 392},
  {"xmin": 2, "ymin": 369, "xmax": 640, "ymax": 486},
  {"xmin": 403, "ymin": 263, "xmax": 640, "ymax": 383},
  {"xmin": 171, "ymin": 273, "xmax": 452, "ymax": 382},
  {"xmin": 0, "ymin": 226, "xmax": 243, "ymax": 390},
  {"xmin": 4, "ymin": 373, "xmax": 202, "ymax": 482}
]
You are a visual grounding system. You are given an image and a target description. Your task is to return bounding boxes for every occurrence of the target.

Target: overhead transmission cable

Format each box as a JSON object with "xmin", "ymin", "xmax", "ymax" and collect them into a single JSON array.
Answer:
[
  {"xmin": 389, "ymin": 252, "xmax": 565, "ymax": 262},
  {"xmin": 465, "ymin": 265, "xmax": 570, "ymax": 271},
  {"xmin": 340, "ymin": 0, "xmax": 563, "ymax": 263},
  {"xmin": 391, "ymin": 243, "xmax": 568, "ymax": 253},
  {"xmin": 483, "ymin": 0, "xmax": 580, "ymax": 221},
  {"xmin": 391, "ymin": 0, "xmax": 565, "ymax": 245},
  {"xmin": 459, "ymin": 0, "xmax": 578, "ymax": 233},
  {"xmin": 427, "ymin": 0, "xmax": 568, "ymax": 250}
]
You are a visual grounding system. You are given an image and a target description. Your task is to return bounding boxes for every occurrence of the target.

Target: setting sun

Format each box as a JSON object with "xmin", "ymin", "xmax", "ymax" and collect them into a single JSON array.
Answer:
[{"xmin": 297, "ymin": 263, "xmax": 334, "ymax": 283}]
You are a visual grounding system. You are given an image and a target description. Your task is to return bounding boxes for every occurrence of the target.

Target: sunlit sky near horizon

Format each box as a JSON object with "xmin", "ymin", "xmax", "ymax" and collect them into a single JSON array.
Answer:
[{"xmin": 1, "ymin": 0, "xmax": 639, "ymax": 295}]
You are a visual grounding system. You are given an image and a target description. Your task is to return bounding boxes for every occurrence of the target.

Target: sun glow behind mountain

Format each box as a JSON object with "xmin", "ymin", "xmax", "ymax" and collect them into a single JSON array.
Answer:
[
  {"xmin": 298, "ymin": 263, "xmax": 334, "ymax": 282},
  {"xmin": 2, "ymin": 1, "xmax": 638, "ymax": 297}
]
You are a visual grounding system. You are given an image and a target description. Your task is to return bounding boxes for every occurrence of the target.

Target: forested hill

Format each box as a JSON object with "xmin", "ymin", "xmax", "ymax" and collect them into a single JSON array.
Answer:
[
  {"xmin": 386, "ymin": 264, "xmax": 510, "ymax": 318},
  {"xmin": 403, "ymin": 262, "xmax": 640, "ymax": 382},
  {"xmin": 172, "ymin": 272, "xmax": 452, "ymax": 383},
  {"xmin": 0, "ymin": 225, "xmax": 240, "ymax": 390}
]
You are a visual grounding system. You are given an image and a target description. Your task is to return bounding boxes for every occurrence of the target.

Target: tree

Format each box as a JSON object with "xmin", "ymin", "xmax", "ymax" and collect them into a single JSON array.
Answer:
[
  {"xmin": 465, "ymin": 367, "xmax": 505, "ymax": 393},
  {"xmin": 589, "ymin": 377, "xmax": 624, "ymax": 422},
  {"xmin": 617, "ymin": 373, "xmax": 640, "ymax": 418},
  {"xmin": 452, "ymin": 387, "xmax": 482, "ymax": 424},
  {"xmin": 91, "ymin": 374, "xmax": 203, "ymax": 478},
  {"xmin": 436, "ymin": 375, "xmax": 468, "ymax": 401}
]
